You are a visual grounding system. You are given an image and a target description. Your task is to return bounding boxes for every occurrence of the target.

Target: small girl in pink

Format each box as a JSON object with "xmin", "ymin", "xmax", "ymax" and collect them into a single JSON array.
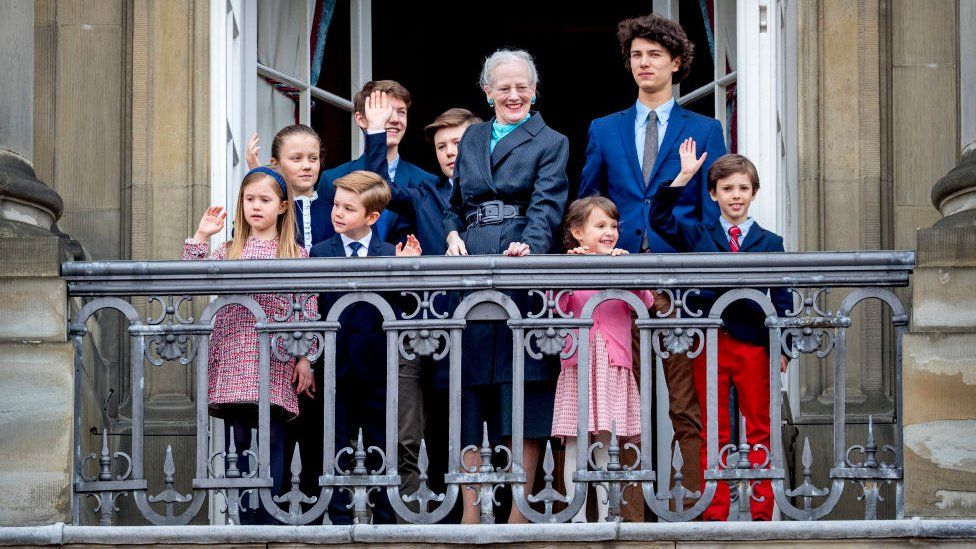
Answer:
[
  {"xmin": 182, "ymin": 166, "xmax": 317, "ymax": 524},
  {"xmin": 551, "ymin": 196, "xmax": 654, "ymax": 523}
]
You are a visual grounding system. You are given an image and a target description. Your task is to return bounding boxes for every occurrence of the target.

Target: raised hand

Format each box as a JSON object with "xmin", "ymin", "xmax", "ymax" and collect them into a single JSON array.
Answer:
[
  {"xmin": 246, "ymin": 133, "xmax": 261, "ymax": 170},
  {"xmin": 503, "ymin": 241, "xmax": 531, "ymax": 256},
  {"xmin": 395, "ymin": 234, "xmax": 423, "ymax": 256},
  {"xmin": 192, "ymin": 206, "xmax": 227, "ymax": 242},
  {"xmin": 364, "ymin": 90, "xmax": 393, "ymax": 133},
  {"xmin": 672, "ymin": 137, "xmax": 707, "ymax": 187}
]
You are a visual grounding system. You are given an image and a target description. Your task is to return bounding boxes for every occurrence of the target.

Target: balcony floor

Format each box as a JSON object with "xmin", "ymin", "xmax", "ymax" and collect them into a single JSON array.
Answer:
[{"xmin": 2, "ymin": 519, "xmax": 976, "ymax": 547}]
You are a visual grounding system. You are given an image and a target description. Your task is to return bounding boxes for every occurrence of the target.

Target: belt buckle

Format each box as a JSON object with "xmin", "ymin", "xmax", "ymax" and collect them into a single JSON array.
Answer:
[{"xmin": 478, "ymin": 200, "xmax": 505, "ymax": 225}]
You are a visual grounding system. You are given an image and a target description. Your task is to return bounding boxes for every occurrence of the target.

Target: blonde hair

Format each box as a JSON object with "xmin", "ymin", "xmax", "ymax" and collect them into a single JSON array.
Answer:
[
  {"xmin": 333, "ymin": 170, "xmax": 391, "ymax": 215},
  {"xmin": 226, "ymin": 171, "xmax": 302, "ymax": 259}
]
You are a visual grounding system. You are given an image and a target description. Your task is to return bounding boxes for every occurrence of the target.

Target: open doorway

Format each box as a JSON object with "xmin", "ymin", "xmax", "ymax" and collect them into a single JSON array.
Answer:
[{"xmin": 370, "ymin": 2, "xmax": 691, "ymax": 194}]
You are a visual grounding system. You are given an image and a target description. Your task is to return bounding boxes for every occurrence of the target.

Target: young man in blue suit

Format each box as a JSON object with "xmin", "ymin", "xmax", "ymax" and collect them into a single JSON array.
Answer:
[
  {"xmin": 309, "ymin": 171, "xmax": 420, "ymax": 524},
  {"xmin": 650, "ymin": 144, "xmax": 791, "ymax": 520},
  {"xmin": 578, "ymin": 14, "xmax": 728, "ymax": 503},
  {"xmin": 362, "ymin": 96, "xmax": 481, "ymax": 256},
  {"xmin": 318, "ymin": 80, "xmax": 439, "ymax": 247}
]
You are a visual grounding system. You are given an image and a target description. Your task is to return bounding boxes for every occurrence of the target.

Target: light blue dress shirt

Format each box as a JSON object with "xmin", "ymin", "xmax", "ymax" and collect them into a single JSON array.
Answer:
[
  {"xmin": 634, "ymin": 97, "xmax": 675, "ymax": 168},
  {"xmin": 719, "ymin": 216, "xmax": 755, "ymax": 248}
]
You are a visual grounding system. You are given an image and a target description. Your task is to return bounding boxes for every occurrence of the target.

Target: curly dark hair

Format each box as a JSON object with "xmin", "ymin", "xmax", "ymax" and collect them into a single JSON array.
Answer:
[{"xmin": 617, "ymin": 14, "xmax": 695, "ymax": 85}]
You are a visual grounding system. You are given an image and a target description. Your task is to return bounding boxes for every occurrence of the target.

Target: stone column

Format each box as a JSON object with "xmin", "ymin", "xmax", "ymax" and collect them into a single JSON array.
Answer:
[
  {"xmin": 903, "ymin": 149, "xmax": 976, "ymax": 518},
  {"xmin": 0, "ymin": 0, "xmax": 73, "ymax": 526},
  {"xmin": 900, "ymin": 0, "xmax": 976, "ymax": 519}
]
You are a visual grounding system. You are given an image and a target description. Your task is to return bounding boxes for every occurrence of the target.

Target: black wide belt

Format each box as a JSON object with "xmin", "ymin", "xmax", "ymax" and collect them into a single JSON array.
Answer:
[{"xmin": 465, "ymin": 199, "xmax": 527, "ymax": 227}]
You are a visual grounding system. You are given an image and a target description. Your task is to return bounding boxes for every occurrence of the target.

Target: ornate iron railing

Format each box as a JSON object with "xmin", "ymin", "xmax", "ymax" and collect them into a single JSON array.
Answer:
[{"xmin": 63, "ymin": 251, "xmax": 913, "ymax": 525}]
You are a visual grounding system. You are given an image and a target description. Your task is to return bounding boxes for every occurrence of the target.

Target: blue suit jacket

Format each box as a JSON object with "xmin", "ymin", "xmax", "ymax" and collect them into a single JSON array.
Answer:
[
  {"xmin": 316, "ymin": 134, "xmax": 439, "ymax": 246},
  {"xmin": 362, "ymin": 132, "xmax": 450, "ymax": 256},
  {"xmin": 579, "ymin": 102, "xmax": 726, "ymax": 253},
  {"xmin": 309, "ymin": 233, "xmax": 395, "ymax": 380},
  {"xmin": 649, "ymin": 183, "xmax": 792, "ymax": 349}
]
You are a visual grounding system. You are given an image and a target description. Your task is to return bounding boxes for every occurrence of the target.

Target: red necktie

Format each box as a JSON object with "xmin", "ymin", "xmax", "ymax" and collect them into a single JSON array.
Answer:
[{"xmin": 728, "ymin": 225, "xmax": 742, "ymax": 253}]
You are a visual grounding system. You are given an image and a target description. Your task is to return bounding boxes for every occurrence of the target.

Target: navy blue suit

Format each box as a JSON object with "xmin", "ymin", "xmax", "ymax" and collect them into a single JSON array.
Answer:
[
  {"xmin": 579, "ymin": 102, "xmax": 726, "ymax": 253},
  {"xmin": 649, "ymin": 183, "xmax": 792, "ymax": 347},
  {"xmin": 362, "ymin": 131, "xmax": 450, "ymax": 255},
  {"xmin": 310, "ymin": 233, "xmax": 396, "ymax": 524},
  {"xmin": 317, "ymin": 133, "xmax": 439, "ymax": 246}
]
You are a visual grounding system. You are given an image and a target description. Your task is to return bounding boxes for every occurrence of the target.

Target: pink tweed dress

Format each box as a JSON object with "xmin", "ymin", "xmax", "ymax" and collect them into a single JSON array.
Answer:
[
  {"xmin": 551, "ymin": 290, "xmax": 654, "ymax": 439},
  {"xmin": 182, "ymin": 237, "xmax": 317, "ymax": 418}
]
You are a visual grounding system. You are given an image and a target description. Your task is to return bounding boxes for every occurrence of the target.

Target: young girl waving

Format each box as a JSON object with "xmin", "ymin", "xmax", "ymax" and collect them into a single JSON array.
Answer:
[
  {"xmin": 551, "ymin": 196, "xmax": 654, "ymax": 523},
  {"xmin": 182, "ymin": 166, "xmax": 317, "ymax": 524}
]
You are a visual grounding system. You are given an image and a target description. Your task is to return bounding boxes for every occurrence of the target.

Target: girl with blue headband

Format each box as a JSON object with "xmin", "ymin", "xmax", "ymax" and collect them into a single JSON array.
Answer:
[{"xmin": 182, "ymin": 166, "xmax": 318, "ymax": 524}]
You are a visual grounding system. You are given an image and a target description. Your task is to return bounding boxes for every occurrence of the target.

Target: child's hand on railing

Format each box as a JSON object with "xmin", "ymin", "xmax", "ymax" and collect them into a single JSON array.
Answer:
[
  {"xmin": 192, "ymin": 206, "xmax": 227, "ymax": 243},
  {"xmin": 396, "ymin": 234, "xmax": 423, "ymax": 256},
  {"xmin": 567, "ymin": 245, "xmax": 590, "ymax": 255}
]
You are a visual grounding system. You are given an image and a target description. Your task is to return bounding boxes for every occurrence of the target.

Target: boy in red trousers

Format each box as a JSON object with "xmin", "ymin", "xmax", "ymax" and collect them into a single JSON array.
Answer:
[{"xmin": 649, "ymin": 139, "xmax": 792, "ymax": 520}]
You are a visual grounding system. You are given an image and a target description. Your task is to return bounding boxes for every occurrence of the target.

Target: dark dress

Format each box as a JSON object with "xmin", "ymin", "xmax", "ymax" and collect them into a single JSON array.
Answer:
[{"xmin": 443, "ymin": 113, "xmax": 570, "ymax": 445}]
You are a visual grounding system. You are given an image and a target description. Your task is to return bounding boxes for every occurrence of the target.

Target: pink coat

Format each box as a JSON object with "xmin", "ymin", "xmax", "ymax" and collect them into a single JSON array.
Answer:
[
  {"xmin": 182, "ymin": 237, "xmax": 318, "ymax": 418},
  {"xmin": 558, "ymin": 289, "xmax": 656, "ymax": 370}
]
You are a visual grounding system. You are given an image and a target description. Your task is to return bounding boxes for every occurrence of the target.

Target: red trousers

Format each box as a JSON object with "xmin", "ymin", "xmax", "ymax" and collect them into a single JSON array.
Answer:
[{"xmin": 693, "ymin": 330, "xmax": 773, "ymax": 521}]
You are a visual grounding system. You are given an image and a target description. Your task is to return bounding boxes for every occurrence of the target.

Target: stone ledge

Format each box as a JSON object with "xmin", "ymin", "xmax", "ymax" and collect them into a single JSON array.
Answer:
[
  {"xmin": 1, "ymin": 519, "xmax": 975, "ymax": 546},
  {"xmin": 916, "ymin": 227, "xmax": 976, "ymax": 267},
  {"xmin": 0, "ymin": 233, "xmax": 63, "ymax": 277}
]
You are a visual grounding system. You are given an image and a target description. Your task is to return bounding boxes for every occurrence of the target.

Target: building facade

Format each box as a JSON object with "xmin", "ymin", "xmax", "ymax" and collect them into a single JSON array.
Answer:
[{"xmin": 1, "ymin": 0, "xmax": 974, "ymax": 527}]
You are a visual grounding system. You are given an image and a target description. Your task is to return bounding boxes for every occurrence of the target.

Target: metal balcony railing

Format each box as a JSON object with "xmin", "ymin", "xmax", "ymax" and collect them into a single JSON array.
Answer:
[{"xmin": 63, "ymin": 251, "xmax": 914, "ymax": 526}]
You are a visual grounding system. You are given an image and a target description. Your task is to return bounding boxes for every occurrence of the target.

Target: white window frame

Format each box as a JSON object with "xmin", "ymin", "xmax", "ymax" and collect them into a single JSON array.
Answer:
[{"xmin": 210, "ymin": 0, "xmax": 369, "ymax": 244}]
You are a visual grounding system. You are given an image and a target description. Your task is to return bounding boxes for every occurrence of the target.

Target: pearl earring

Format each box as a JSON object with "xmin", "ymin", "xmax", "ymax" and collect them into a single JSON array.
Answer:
[{"xmin": 488, "ymin": 98, "xmax": 495, "ymax": 107}]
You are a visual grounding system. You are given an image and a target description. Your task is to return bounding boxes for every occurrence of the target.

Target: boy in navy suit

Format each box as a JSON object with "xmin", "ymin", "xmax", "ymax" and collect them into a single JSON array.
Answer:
[
  {"xmin": 309, "ymin": 171, "xmax": 420, "ymax": 524},
  {"xmin": 318, "ymin": 80, "xmax": 439, "ymax": 247},
  {"xmin": 650, "ymin": 142, "xmax": 792, "ymax": 521},
  {"xmin": 579, "ymin": 13, "xmax": 727, "ymax": 502}
]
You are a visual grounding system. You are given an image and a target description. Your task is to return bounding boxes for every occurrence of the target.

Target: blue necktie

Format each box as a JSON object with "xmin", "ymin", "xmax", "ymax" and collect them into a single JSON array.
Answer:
[{"xmin": 347, "ymin": 241, "xmax": 364, "ymax": 257}]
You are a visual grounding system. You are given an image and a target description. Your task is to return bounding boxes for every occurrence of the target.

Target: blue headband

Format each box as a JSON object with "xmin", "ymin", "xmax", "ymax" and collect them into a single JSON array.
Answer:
[{"xmin": 246, "ymin": 166, "xmax": 289, "ymax": 198}]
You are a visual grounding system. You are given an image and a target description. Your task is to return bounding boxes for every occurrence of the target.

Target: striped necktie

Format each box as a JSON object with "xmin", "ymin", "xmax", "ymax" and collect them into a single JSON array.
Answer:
[
  {"xmin": 728, "ymin": 226, "xmax": 742, "ymax": 253},
  {"xmin": 347, "ymin": 241, "xmax": 364, "ymax": 257}
]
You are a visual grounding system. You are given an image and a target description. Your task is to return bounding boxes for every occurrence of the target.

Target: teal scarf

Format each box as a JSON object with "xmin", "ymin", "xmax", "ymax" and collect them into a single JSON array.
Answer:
[{"xmin": 490, "ymin": 114, "xmax": 531, "ymax": 152}]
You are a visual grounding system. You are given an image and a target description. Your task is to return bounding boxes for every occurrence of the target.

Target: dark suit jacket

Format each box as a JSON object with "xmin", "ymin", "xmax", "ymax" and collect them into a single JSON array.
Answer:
[
  {"xmin": 442, "ymin": 112, "xmax": 568, "ymax": 385},
  {"xmin": 649, "ymin": 183, "xmax": 792, "ymax": 348},
  {"xmin": 309, "ymin": 233, "xmax": 395, "ymax": 380},
  {"xmin": 579, "ymin": 102, "xmax": 726, "ymax": 253},
  {"xmin": 293, "ymin": 191, "xmax": 333, "ymax": 249},
  {"xmin": 317, "ymin": 133, "xmax": 439, "ymax": 246},
  {"xmin": 443, "ymin": 112, "xmax": 569, "ymax": 256},
  {"xmin": 362, "ymin": 131, "xmax": 451, "ymax": 256}
]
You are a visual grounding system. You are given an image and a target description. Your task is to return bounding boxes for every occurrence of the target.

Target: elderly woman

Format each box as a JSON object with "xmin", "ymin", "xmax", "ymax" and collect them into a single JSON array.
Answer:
[{"xmin": 444, "ymin": 49, "xmax": 569, "ymax": 524}]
